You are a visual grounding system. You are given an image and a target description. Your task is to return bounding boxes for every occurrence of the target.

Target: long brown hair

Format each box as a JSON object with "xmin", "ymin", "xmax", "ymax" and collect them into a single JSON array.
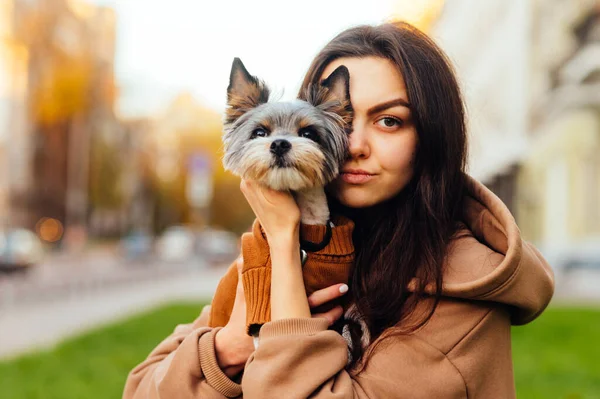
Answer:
[{"xmin": 298, "ymin": 21, "xmax": 468, "ymax": 371}]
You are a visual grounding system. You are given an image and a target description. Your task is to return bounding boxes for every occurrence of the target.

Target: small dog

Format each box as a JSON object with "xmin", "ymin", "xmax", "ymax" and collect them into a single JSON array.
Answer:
[
  {"xmin": 208, "ymin": 58, "xmax": 354, "ymax": 339},
  {"xmin": 223, "ymin": 57, "xmax": 352, "ymax": 230}
]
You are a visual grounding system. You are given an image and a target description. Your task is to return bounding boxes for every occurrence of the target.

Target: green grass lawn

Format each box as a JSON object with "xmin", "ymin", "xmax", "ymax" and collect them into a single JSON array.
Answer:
[
  {"xmin": 0, "ymin": 304, "xmax": 598, "ymax": 399},
  {"xmin": 0, "ymin": 303, "xmax": 208, "ymax": 399},
  {"xmin": 512, "ymin": 307, "xmax": 600, "ymax": 399}
]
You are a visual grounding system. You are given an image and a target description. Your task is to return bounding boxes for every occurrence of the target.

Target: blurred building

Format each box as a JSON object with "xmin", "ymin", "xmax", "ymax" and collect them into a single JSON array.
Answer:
[
  {"xmin": 147, "ymin": 93, "xmax": 254, "ymax": 234},
  {"xmin": 433, "ymin": 0, "xmax": 600, "ymax": 250},
  {"xmin": 8, "ymin": 0, "xmax": 121, "ymax": 244},
  {"xmin": 148, "ymin": 94, "xmax": 221, "ymax": 231},
  {"xmin": 520, "ymin": 1, "xmax": 600, "ymax": 249},
  {"xmin": 90, "ymin": 117, "xmax": 154, "ymax": 237},
  {"xmin": 0, "ymin": 0, "xmax": 32, "ymax": 229},
  {"xmin": 433, "ymin": 0, "xmax": 532, "ymax": 212}
]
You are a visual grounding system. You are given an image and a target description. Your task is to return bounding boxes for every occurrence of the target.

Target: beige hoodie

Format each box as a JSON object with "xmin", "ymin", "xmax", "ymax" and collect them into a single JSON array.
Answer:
[{"xmin": 123, "ymin": 176, "xmax": 555, "ymax": 399}]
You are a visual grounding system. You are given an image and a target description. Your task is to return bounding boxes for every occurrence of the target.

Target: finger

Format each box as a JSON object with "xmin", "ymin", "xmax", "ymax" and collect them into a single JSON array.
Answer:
[
  {"xmin": 312, "ymin": 305, "xmax": 344, "ymax": 326},
  {"xmin": 232, "ymin": 256, "xmax": 245, "ymax": 300},
  {"xmin": 235, "ymin": 255, "xmax": 243, "ymax": 274},
  {"xmin": 240, "ymin": 180, "xmax": 262, "ymax": 213},
  {"xmin": 240, "ymin": 180, "xmax": 257, "ymax": 203},
  {"xmin": 201, "ymin": 304, "xmax": 212, "ymax": 315},
  {"xmin": 231, "ymin": 270, "xmax": 247, "ymax": 319},
  {"xmin": 307, "ymin": 284, "xmax": 349, "ymax": 308},
  {"xmin": 263, "ymin": 186, "xmax": 296, "ymax": 207},
  {"xmin": 240, "ymin": 179, "xmax": 249, "ymax": 193},
  {"xmin": 242, "ymin": 179, "xmax": 260, "ymax": 194},
  {"xmin": 235, "ymin": 267, "xmax": 244, "ymax": 297},
  {"xmin": 258, "ymin": 184, "xmax": 285, "ymax": 205}
]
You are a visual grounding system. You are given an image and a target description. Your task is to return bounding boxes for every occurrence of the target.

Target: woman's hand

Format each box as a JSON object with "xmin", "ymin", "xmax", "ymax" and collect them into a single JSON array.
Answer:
[
  {"xmin": 214, "ymin": 257, "xmax": 349, "ymax": 378},
  {"xmin": 239, "ymin": 179, "xmax": 300, "ymax": 246},
  {"xmin": 214, "ymin": 257, "xmax": 255, "ymax": 378},
  {"xmin": 240, "ymin": 179, "xmax": 308, "ymax": 320},
  {"xmin": 308, "ymin": 283, "xmax": 349, "ymax": 326},
  {"xmin": 239, "ymin": 178, "xmax": 347, "ymax": 325}
]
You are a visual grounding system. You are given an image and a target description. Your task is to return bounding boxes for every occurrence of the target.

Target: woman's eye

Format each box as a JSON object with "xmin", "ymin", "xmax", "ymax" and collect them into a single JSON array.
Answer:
[
  {"xmin": 251, "ymin": 128, "xmax": 267, "ymax": 138},
  {"xmin": 376, "ymin": 117, "xmax": 403, "ymax": 128}
]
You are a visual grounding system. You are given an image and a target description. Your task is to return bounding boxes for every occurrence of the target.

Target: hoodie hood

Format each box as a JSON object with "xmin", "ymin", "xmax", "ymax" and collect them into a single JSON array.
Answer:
[{"xmin": 409, "ymin": 175, "xmax": 555, "ymax": 325}]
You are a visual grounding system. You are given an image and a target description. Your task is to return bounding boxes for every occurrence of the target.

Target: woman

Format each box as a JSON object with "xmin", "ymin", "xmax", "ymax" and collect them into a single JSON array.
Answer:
[{"xmin": 123, "ymin": 21, "xmax": 554, "ymax": 398}]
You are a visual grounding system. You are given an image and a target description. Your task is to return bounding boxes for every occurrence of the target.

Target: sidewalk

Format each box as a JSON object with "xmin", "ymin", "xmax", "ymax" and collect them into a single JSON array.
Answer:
[{"xmin": 0, "ymin": 268, "xmax": 223, "ymax": 360}]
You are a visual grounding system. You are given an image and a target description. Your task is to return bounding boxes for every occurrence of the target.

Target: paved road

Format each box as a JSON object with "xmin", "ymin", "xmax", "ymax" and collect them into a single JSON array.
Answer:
[
  {"xmin": 0, "ymin": 246, "xmax": 221, "ymax": 309},
  {"xmin": 552, "ymin": 269, "xmax": 600, "ymax": 304},
  {"xmin": 1, "ymin": 246, "xmax": 598, "ymax": 360},
  {"xmin": 0, "ymin": 267, "xmax": 225, "ymax": 359}
]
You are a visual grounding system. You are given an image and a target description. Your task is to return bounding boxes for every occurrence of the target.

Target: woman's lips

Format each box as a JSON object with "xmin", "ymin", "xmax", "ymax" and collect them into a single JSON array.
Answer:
[{"xmin": 340, "ymin": 172, "xmax": 375, "ymax": 184}]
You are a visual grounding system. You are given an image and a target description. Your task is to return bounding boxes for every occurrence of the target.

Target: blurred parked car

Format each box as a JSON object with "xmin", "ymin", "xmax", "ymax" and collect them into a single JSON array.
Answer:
[
  {"xmin": 0, "ymin": 228, "xmax": 45, "ymax": 272},
  {"xmin": 542, "ymin": 238, "xmax": 600, "ymax": 277},
  {"xmin": 156, "ymin": 226, "xmax": 196, "ymax": 263},
  {"xmin": 119, "ymin": 230, "xmax": 154, "ymax": 261},
  {"xmin": 196, "ymin": 229, "xmax": 239, "ymax": 265}
]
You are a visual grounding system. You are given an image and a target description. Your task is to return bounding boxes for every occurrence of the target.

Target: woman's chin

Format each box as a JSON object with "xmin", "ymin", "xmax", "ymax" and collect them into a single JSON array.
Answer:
[{"xmin": 335, "ymin": 188, "xmax": 380, "ymax": 209}]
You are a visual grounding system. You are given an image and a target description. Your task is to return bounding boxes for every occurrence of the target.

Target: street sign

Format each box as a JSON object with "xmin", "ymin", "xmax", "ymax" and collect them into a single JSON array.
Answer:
[
  {"xmin": 186, "ymin": 152, "xmax": 213, "ymax": 208},
  {"xmin": 189, "ymin": 153, "xmax": 210, "ymax": 173}
]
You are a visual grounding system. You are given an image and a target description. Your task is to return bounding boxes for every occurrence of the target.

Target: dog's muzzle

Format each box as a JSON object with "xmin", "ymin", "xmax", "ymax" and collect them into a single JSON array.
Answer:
[{"xmin": 270, "ymin": 139, "xmax": 291, "ymax": 157}]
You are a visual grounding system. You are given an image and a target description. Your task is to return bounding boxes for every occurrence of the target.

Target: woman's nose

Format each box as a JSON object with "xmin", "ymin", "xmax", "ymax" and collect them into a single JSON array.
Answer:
[{"xmin": 348, "ymin": 126, "xmax": 369, "ymax": 159}]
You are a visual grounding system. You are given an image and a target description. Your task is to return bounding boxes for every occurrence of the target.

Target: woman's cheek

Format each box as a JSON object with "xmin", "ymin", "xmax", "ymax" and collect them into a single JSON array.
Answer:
[{"xmin": 379, "ymin": 131, "xmax": 417, "ymax": 174}]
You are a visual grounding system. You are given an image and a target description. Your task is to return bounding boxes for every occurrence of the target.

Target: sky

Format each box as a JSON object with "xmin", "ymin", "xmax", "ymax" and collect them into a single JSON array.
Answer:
[{"xmin": 89, "ymin": 0, "xmax": 397, "ymax": 119}]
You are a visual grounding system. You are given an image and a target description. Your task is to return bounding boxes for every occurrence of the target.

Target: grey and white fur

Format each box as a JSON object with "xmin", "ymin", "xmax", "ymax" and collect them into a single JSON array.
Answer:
[{"xmin": 222, "ymin": 58, "xmax": 352, "ymax": 226}]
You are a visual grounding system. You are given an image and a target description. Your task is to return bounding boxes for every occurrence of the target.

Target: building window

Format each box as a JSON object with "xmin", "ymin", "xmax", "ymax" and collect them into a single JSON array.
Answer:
[{"xmin": 584, "ymin": 155, "xmax": 600, "ymax": 234}]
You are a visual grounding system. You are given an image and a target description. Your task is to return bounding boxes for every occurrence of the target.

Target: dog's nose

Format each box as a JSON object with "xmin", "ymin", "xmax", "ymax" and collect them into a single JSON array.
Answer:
[{"xmin": 270, "ymin": 139, "xmax": 292, "ymax": 156}]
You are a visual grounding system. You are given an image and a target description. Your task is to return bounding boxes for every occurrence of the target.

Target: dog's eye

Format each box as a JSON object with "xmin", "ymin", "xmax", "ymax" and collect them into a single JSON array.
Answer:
[
  {"xmin": 251, "ymin": 128, "xmax": 268, "ymax": 138},
  {"xmin": 299, "ymin": 127, "xmax": 319, "ymax": 142}
]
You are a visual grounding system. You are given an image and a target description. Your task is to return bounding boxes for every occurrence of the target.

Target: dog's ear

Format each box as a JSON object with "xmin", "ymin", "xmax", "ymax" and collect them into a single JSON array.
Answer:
[
  {"xmin": 320, "ymin": 65, "xmax": 350, "ymax": 106},
  {"xmin": 302, "ymin": 65, "xmax": 352, "ymax": 126},
  {"xmin": 225, "ymin": 58, "xmax": 270, "ymax": 124}
]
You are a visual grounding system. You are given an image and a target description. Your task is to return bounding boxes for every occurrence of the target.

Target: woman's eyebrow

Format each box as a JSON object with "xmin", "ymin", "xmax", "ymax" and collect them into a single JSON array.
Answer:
[{"xmin": 366, "ymin": 98, "xmax": 411, "ymax": 116}]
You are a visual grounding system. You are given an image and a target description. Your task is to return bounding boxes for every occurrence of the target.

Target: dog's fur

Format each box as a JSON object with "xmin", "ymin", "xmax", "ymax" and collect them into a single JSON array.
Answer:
[{"xmin": 222, "ymin": 58, "xmax": 352, "ymax": 225}]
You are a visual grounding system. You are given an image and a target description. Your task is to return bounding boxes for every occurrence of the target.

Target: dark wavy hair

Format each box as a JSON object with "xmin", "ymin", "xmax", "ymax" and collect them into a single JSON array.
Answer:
[{"xmin": 298, "ymin": 21, "xmax": 468, "ymax": 372}]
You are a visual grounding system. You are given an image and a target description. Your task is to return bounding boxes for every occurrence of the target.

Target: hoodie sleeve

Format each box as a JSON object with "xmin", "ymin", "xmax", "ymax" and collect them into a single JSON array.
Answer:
[
  {"xmin": 459, "ymin": 192, "xmax": 555, "ymax": 325},
  {"xmin": 493, "ymin": 239, "xmax": 556, "ymax": 325},
  {"xmin": 122, "ymin": 306, "xmax": 242, "ymax": 399},
  {"xmin": 241, "ymin": 318, "xmax": 467, "ymax": 399}
]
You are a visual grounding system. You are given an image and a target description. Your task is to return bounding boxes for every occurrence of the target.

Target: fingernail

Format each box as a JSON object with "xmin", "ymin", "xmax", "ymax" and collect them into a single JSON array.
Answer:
[{"xmin": 339, "ymin": 284, "xmax": 348, "ymax": 294}]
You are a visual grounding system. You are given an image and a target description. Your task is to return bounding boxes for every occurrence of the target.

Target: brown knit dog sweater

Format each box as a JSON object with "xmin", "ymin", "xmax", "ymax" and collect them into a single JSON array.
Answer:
[{"xmin": 208, "ymin": 215, "xmax": 355, "ymax": 334}]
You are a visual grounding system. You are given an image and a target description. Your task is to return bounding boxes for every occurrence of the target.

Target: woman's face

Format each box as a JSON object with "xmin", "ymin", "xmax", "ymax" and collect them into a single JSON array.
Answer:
[{"xmin": 321, "ymin": 56, "xmax": 418, "ymax": 208}]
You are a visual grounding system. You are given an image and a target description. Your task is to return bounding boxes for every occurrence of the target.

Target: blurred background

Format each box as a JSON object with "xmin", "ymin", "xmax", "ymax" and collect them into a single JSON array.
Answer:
[{"xmin": 0, "ymin": 0, "xmax": 599, "ymax": 398}]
